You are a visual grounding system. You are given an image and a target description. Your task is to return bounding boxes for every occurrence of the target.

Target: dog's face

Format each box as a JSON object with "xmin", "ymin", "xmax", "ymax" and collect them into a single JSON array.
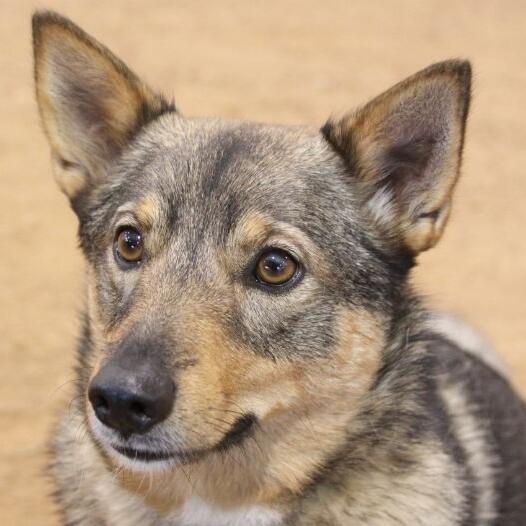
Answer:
[
  {"xmin": 77, "ymin": 119, "xmax": 392, "ymax": 471},
  {"xmin": 33, "ymin": 11, "xmax": 470, "ymax": 497}
]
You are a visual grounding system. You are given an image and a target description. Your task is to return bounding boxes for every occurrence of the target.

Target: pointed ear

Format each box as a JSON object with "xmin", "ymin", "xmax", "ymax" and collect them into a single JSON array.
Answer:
[
  {"xmin": 323, "ymin": 60, "xmax": 471, "ymax": 254},
  {"xmin": 32, "ymin": 11, "xmax": 175, "ymax": 203}
]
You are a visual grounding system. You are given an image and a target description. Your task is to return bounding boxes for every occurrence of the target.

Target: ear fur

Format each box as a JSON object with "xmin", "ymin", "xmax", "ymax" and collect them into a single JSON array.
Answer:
[
  {"xmin": 32, "ymin": 11, "xmax": 175, "ymax": 203},
  {"xmin": 323, "ymin": 60, "xmax": 471, "ymax": 254}
]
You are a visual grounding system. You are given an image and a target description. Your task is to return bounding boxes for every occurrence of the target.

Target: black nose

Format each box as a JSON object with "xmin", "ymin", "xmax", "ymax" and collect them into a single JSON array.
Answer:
[{"xmin": 88, "ymin": 362, "xmax": 175, "ymax": 437}]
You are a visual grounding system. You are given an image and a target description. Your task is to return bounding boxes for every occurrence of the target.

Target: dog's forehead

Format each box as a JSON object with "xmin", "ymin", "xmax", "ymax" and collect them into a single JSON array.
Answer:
[{"xmin": 120, "ymin": 115, "xmax": 345, "ymax": 214}]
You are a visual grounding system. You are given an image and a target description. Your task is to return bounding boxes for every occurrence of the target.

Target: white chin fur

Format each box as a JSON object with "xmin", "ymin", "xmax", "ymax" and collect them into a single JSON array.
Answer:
[{"xmin": 169, "ymin": 496, "xmax": 283, "ymax": 526}]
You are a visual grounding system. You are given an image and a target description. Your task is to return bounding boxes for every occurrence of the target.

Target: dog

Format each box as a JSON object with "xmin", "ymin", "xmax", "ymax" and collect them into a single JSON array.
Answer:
[{"xmin": 33, "ymin": 10, "xmax": 526, "ymax": 526}]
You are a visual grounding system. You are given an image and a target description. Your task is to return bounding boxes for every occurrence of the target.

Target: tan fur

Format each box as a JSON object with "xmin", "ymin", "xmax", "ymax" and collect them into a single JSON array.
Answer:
[{"xmin": 135, "ymin": 195, "xmax": 162, "ymax": 232}]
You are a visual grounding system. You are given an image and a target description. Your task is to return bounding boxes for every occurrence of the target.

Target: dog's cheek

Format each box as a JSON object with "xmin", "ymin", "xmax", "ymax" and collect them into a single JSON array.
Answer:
[
  {"xmin": 171, "ymin": 317, "xmax": 303, "ymax": 447},
  {"xmin": 276, "ymin": 307, "xmax": 385, "ymax": 418},
  {"xmin": 233, "ymin": 307, "xmax": 386, "ymax": 498},
  {"xmin": 175, "ymin": 307, "xmax": 384, "ymax": 445},
  {"xmin": 236, "ymin": 306, "xmax": 386, "ymax": 418},
  {"xmin": 224, "ymin": 350, "xmax": 304, "ymax": 421},
  {"xmin": 85, "ymin": 263, "xmax": 117, "ymax": 333}
]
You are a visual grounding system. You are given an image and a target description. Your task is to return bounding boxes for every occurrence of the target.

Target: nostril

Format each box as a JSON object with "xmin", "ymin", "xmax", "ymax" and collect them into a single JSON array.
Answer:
[
  {"xmin": 89, "ymin": 389, "xmax": 110, "ymax": 421},
  {"xmin": 93, "ymin": 394, "xmax": 109, "ymax": 411},
  {"xmin": 129, "ymin": 400, "xmax": 147, "ymax": 418}
]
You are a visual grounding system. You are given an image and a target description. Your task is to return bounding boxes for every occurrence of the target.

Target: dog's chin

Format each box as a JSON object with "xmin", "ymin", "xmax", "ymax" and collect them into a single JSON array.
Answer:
[{"xmin": 87, "ymin": 411, "xmax": 257, "ymax": 473}]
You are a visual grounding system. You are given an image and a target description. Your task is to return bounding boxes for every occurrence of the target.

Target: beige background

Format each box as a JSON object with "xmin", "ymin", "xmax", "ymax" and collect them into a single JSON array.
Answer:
[{"xmin": 1, "ymin": 1, "xmax": 525, "ymax": 524}]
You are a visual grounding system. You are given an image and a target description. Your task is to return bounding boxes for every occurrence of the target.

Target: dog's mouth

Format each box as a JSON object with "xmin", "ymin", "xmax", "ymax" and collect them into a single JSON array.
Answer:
[
  {"xmin": 113, "ymin": 445, "xmax": 178, "ymax": 462},
  {"xmin": 215, "ymin": 413, "xmax": 256, "ymax": 451},
  {"xmin": 108, "ymin": 414, "xmax": 257, "ymax": 465}
]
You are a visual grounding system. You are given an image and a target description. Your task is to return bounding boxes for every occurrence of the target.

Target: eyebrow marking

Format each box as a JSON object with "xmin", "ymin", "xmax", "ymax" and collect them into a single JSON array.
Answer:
[
  {"xmin": 235, "ymin": 213, "xmax": 273, "ymax": 250},
  {"xmin": 226, "ymin": 211, "xmax": 327, "ymax": 276},
  {"xmin": 135, "ymin": 194, "xmax": 161, "ymax": 229},
  {"xmin": 113, "ymin": 195, "xmax": 161, "ymax": 231}
]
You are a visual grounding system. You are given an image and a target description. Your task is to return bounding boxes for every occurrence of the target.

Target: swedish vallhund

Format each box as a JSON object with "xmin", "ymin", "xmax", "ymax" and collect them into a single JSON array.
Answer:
[{"xmin": 33, "ymin": 10, "xmax": 526, "ymax": 526}]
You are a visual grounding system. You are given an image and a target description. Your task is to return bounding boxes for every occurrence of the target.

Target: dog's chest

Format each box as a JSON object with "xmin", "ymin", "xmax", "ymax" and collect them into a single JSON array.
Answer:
[{"xmin": 168, "ymin": 496, "xmax": 283, "ymax": 526}]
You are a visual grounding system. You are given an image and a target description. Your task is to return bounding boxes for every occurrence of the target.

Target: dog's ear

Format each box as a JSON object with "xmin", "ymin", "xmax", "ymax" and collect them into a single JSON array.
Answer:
[
  {"xmin": 323, "ymin": 60, "xmax": 471, "ymax": 254},
  {"xmin": 32, "ymin": 11, "xmax": 174, "ymax": 205}
]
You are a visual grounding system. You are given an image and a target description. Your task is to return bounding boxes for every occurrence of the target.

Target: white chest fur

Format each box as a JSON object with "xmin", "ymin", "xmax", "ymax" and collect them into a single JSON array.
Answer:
[{"xmin": 169, "ymin": 496, "xmax": 283, "ymax": 526}]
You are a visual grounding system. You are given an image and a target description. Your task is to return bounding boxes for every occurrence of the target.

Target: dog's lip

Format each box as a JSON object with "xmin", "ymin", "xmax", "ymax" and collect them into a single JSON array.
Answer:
[
  {"xmin": 108, "ymin": 414, "xmax": 257, "ymax": 464},
  {"xmin": 112, "ymin": 445, "xmax": 192, "ymax": 463}
]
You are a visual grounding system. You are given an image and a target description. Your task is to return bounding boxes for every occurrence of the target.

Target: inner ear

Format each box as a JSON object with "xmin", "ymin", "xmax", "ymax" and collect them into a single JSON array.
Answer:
[
  {"xmin": 33, "ymin": 11, "xmax": 175, "ymax": 202},
  {"xmin": 323, "ymin": 60, "xmax": 471, "ymax": 254}
]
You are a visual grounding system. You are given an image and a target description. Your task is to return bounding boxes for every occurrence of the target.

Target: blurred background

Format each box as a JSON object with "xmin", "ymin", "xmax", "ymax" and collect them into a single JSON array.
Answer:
[{"xmin": 1, "ymin": 1, "xmax": 525, "ymax": 524}]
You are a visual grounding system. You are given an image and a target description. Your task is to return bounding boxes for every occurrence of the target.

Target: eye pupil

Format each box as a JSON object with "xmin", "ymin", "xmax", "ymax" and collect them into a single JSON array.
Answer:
[
  {"xmin": 123, "ymin": 230, "xmax": 140, "ymax": 250},
  {"xmin": 255, "ymin": 249, "xmax": 298, "ymax": 286},
  {"xmin": 263, "ymin": 254, "xmax": 288, "ymax": 275},
  {"xmin": 116, "ymin": 228, "xmax": 143, "ymax": 264}
]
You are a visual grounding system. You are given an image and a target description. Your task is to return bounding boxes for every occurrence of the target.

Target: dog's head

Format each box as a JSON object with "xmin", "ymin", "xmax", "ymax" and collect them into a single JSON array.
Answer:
[{"xmin": 33, "ymin": 11, "xmax": 470, "ymax": 502}]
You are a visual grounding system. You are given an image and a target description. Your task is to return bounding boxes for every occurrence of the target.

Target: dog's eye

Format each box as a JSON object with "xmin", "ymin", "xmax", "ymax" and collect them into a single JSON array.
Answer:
[
  {"xmin": 255, "ymin": 249, "xmax": 298, "ymax": 286},
  {"xmin": 115, "ymin": 227, "xmax": 143, "ymax": 264}
]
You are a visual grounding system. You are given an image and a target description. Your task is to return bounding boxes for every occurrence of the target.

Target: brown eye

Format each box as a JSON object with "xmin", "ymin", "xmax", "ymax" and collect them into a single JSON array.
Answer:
[
  {"xmin": 255, "ymin": 249, "xmax": 298, "ymax": 286},
  {"xmin": 115, "ymin": 227, "xmax": 143, "ymax": 264}
]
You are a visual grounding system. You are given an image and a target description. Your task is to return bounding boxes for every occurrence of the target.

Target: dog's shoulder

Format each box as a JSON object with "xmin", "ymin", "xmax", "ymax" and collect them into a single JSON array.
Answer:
[{"xmin": 392, "ymin": 311, "xmax": 526, "ymax": 524}]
